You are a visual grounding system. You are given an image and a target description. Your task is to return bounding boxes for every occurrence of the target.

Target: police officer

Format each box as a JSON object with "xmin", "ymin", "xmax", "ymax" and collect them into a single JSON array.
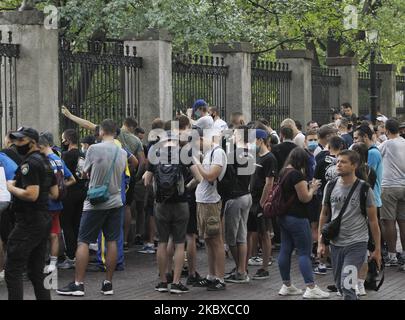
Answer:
[{"xmin": 5, "ymin": 127, "xmax": 58, "ymax": 300}]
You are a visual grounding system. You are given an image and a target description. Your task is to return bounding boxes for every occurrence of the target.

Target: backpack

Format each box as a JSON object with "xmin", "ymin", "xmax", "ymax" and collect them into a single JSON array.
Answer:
[
  {"xmin": 75, "ymin": 155, "xmax": 86, "ymax": 180},
  {"xmin": 49, "ymin": 158, "xmax": 68, "ymax": 201},
  {"xmin": 153, "ymin": 163, "xmax": 185, "ymax": 202},
  {"xmin": 263, "ymin": 169, "xmax": 296, "ymax": 219}
]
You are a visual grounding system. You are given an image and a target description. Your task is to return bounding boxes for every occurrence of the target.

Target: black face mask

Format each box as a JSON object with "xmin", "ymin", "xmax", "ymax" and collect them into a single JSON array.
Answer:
[
  {"xmin": 61, "ymin": 143, "xmax": 69, "ymax": 152},
  {"xmin": 16, "ymin": 142, "xmax": 31, "ymax": 156}
]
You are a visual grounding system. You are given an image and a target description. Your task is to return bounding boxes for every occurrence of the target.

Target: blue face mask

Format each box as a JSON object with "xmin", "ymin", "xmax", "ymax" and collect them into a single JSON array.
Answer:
[
  {"xmin": 307, "ymin": 141, "xmax": 318, "ymax": 152},
  {"xmin": 194, "ymin": 111, "xmax": 201, "ymax": 119},
  {"xmin": 256, "ymin": 144, "xmax": 261, "ymax": 153}
]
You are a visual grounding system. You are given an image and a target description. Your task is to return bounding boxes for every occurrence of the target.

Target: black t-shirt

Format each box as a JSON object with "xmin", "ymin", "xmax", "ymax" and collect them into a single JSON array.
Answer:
[
  {"xmin": 147, "ymin": 146, "xmax": 190, "ymax": 203},
  {"xmin": 250, "ymin": 152, "xmax": 278, "ymax": 200},
  {"xmin": 62, "ymin": 148, "xmax": 86, "ymax": 189},
  {"xmin": 272, "ymin": 142, "xmax": 297, "ymax": 173},
  {"xmin": 314, "ymin": 154, "xmax": 338, "ymax": 194},
  {"xmin": 0, "ymin": 146, "xmax": 22, "ymax": 166},
  {"xmin": 281, "ymin": 168, "xmax": 308, "ymax": 219},
  {"xmin": 13, "ymin": 151, "xmax": 56, "ymax": 222},
  {"xmin": 341, "ymin": 133, "xmax": 353, "ymax": 149},
  {"xmin": 224, "ymin": 147, "xmax": 252, "ymax": 200}
]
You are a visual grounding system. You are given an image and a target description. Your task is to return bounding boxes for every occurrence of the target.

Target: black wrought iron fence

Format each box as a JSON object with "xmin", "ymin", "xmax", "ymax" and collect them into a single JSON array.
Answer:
[
  {"xmin": 0, "ymin": 31, "xmax": 19, "ymax": 146},
  {"xmin": 59, "ymin": 38, "xmax": 142, "ymax": 137},
  {"xmin": 172, "ymin": 54, "xmax": 228, "ymax": 119},
  {"xmin": 358, "ymin": 71, "xmax": 382, "ymax": 118},
  {"xmin": 251, "ymin": 60, "xmax": 291, "ymax": 131},
  {"xmin": 311, "ymin": 67, "xmax": 341, "ymax": 126},
  {"xmin": 396, "ymin": 75, "xmax": 405, "ymax": 117}
]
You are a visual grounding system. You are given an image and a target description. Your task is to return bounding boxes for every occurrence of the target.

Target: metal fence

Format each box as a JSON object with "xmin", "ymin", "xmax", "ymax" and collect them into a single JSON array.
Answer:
[
  {"xmin": 358, "ymin": 71, "xmax": 382, "ymax": 118},
  {"xmin": 59, "ymin": 38, "xmax": 142, "ymax": 136},
  {"xmin": 0, "ymin": 31, "xmax": 19, "ymax": 146},
  {"xmin": 172, "ymin": 54, "xmax": 228, "ymax": 119},
  {"xmin": 251, "ymin": 60, "xmax": 291, "ymax": 131},
  {"xmin": 396, "ymin": 75, "xmax": 405, "ymax": 117},
  {"xmin": 311, "ymin": 67, "xmax": 341, "ymax": 126}
]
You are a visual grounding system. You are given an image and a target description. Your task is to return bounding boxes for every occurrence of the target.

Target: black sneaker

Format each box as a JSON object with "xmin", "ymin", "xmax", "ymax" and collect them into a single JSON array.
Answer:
[
  {"xmin": 207, "ymin": 279, "xmax": 226, "ymax": 291},
  {"xmin": 155, "ymin": 282, "xmax": 168, "ymax": 293},
  {"xmin": 101, "ymin": 280, "xmax": 114, "ymax": 295},
  {"xmin": 224, "ymin": 267, "xmax": 236, "ymax": 280},
  {"xmin": 193, "ymin": 278, "xmax": 214, "ymax": 288},
  {"xmin": 169, "ymin": 282, "xmax": 190, "ymax": 294},
  {"xmin": 327, "ymin": 284, "xmax": 338, "ymax": 292},
  {"xmin": 134, "ymin": 235, "xmax": 144, "ymax": 246},
  {"xmin": 252, "ymin": 268, "xmax": 270, "ymax": 280},
  {"xmin": 187, "ymin": 271, "xmax": 204, "ymax": 286},
  {"xmin": 56, "ymin": 282, "xmax": 85, "ymax": 296}
]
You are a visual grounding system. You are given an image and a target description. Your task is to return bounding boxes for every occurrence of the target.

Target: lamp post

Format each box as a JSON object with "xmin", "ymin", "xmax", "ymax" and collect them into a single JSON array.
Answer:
[{"xmin": 366, "ymin": 30, "xmax": 379, "ymax": 124}]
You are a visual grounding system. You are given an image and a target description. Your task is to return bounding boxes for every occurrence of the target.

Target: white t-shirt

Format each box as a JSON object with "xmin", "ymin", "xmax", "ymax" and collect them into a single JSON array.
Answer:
[
  {"xmin": 196, "ymin": 115, "xmax": 214, "ymax": 130},
  {"xmin": 0, "ymin": 167, "xmax": 11, "ymax": 202},
  {"xmin": 213, "ymin": 118, "xmax": 228, "ymax": 131},
  {"xmin": 294, "ymin": 132, "xmax": 306, "ymax": 148},
  {"xmin": 196, "ymin": 146, "xmax": 227, "ymax": 203},
  {"xmin": 379, "ymin": 136, "xmax": 405, "ymax": 187}
]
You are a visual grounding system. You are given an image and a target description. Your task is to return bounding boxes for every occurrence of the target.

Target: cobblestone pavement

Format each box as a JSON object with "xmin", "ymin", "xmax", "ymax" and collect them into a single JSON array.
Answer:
[{"xmin": 0, "ymin": 245, "xmax": 404, "ymax": 300}]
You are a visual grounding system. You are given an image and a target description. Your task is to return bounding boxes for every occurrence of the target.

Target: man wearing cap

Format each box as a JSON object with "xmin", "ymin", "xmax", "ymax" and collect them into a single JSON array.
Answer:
[
  {"xmin": 246, "ymin": 129, "xmax": 277, "ymax": 281},
  {"xmin": 5, "ymin": 127, "xmax": 59, "ymax": 300},
  {"xmin": 185, "ymin": 99, "xmax": 214, "ymax": 129}
]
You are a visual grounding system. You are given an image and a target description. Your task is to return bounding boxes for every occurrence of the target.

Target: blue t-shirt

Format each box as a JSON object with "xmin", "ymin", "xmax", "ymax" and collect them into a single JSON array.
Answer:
[
  {"xmin": 47, "ymin": 153, "xmax": 73, "ymax": 211},
  {"xmin": 368, "ymin": 145, "xmax": 382, "ymax": 208},
  {"xmin": 0, "ymin": 152, "xmax": 18, "ymax": 180}
]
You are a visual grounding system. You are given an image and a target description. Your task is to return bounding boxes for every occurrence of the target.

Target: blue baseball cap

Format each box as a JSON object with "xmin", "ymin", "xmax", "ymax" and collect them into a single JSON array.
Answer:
[
  {"xmin": 256, "ymin": 129, "xmax": 269, "ymax": 140},
  {"xmin": 192, "ymin": 99, "xmax": 208, "ymax": 111}
]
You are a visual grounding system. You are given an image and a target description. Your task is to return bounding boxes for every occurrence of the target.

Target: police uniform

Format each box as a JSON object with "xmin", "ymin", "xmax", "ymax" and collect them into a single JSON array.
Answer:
[{"xmin": 5, "ymin": 150, "xmax": 56, "ymax": 300}]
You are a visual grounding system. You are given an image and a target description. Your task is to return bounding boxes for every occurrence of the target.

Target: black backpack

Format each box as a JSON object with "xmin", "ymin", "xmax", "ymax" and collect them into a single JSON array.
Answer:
[{"xmin": 153, "ymin": 163, "xmax": 185, "ymax": 202}]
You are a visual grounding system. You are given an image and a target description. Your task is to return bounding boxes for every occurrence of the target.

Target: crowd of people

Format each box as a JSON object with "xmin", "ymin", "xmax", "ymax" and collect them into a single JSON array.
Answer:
[{"xmin": 0, "ymin": 99, "xmax": 405, "ymax": 300}]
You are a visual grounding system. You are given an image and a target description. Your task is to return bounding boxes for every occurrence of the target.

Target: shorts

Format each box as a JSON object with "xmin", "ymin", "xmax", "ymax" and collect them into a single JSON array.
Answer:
[
  {"xmin": 78, "ymin": 207, "xmax": 122, "ymax": 244},
  {"xmin": 223, "ymin": 194, "xmax": 252, "ymax": 246},
  {"xmin": 125, "ymin": 176, "xmax": 136, "ymax": 206},
  {"xmin": 186, "ymin": 192, "xmax": 198, "ymax": 235},
  {"xmin": 155, "ymin": 202, "xmax": 189, "ymax": 244},
  {"xmin": 49, "ymin": 211, "xmax": 61, "ymax": 234},
  {"xmin": 247, "ymin": 201, "xmax": 272, "ymax": 234},
  {"xmin": 381, "ymin": 187, "xmax": 405, "ymax": 221},
  {"xmin": 308, "ymin": 195, "xmax": 322, "ymax": 223},
  {"xmin": 197, "ymin": 202, "xmax": 222, "ymax": 239}
]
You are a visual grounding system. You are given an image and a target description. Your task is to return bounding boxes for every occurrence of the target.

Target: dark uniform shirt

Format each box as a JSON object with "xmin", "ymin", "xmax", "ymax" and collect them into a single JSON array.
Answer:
[{"xmin": 13, "ymin": 151, "xmax": 56, "ymax": 223}]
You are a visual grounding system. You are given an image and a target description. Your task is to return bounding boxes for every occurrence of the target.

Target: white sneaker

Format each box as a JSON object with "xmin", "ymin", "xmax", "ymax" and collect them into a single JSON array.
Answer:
[
  {"xmin": 356, "ymin": 283, "xmax": 367, "ymax": 296},
  {"xmin": 337, "ymin": 291, "xmax": 342, "ymax": 297},
  {"xmin": 45, "ymin": 264, "xmax": 57, "ymax": 273},
  {"xmin": 248, "ymin": 256, "xmax": 263, "ymax": 266},
  {"xmin": 303, "ymin": 285, "xmax": 330, "ymax": 299},
  {"xmin": 278, "ymin": 284, "xmax": 303, "ymax": 296},
  {"xmin": 0, "ymin": 270, "xmax": 4, "ymax": 282}
]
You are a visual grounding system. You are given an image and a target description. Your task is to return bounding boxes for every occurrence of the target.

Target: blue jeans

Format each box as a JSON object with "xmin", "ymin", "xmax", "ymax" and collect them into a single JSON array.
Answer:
[{"xmin": 278, "ymin": 215, "xmax": 314, "ymax": 285}]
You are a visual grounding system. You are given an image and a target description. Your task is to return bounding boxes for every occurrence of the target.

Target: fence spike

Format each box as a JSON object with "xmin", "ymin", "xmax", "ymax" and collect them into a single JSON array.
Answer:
[
  {"xmin": 200, "ymin": 55, "xmax": 203, "ymax": 64},
  {"xmin": 133, "ymin": 46, "xmax": 137, "ymax": 57},
  {"xmin": 210, "ymin": 56, "xmax": 214, "ymax": 65},
  {"xmin": 205, "ymin": 56, "xmax": 209, "ymax": 65},
  {"xmin": 221, "ymin": 57, "xmax": 225, "ymax": 66},
  {"xmin": 215, "ymin": 56, "xmax": 219, "ymax": 66},
  {"xmin": 266, "ymin": 61, "xmax": 269, "ymax": 70},
  {"xmin": 8, "ymin": 31, "xmax": 12, "ymax": 43},
  {"xmin": 194, "ymin": 55, "xmax": 198, "ymax": 64},
  {"xmin": 0, "ymin": 30, "xmax": 2, "ymax": 43}
]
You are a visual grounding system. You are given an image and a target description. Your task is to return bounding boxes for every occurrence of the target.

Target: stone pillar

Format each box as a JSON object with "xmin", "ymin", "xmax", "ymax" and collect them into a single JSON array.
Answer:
[
  {"xmin": 326, "ymin": 57, "xmax": 359, "ymax": 116},
  {"xmin": 210, "ymin": 42, "xmax": 252, "ymax": 123},
  {"xmin": 0, "ymin": 10, "xmax": 60, "ymax": 139},
  {"xmin": 124, "ymin": 29, "xmax": 173, "ymax": 133},
  {"xmin": 376, "ymin": 64, "xmax": 396, "ymax": 118},
  {"xmin": 276, "ymin": 50, "xmax": 313, "ymax": 127}
]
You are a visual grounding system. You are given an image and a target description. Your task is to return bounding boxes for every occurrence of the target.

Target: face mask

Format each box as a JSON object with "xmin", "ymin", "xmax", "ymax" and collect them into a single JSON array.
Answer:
[
  {"xmin": 61, "ymin": 143, "xmax": 69, "ymax": 152},
  {"xmin": 16, "ymin": 142, "xmax": 31, "ymax": 156},
  {"xmin": 81, "ymin": 148, "xmax": 87, "ymax": 155},
  {"xmin": 194, "ymin": 111, "xmax": 201, "ymax": 119},
  {"xmin": 379, "ymin": 135, "xmax": 387, "ymax": 142},
  {"xmin": 307, "ymin": 141, "xmax": 318, "ymax": 152}
]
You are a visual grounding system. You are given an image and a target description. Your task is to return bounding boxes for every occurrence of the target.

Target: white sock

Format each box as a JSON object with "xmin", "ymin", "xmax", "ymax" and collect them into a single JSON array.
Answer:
[
  {"xmin": 207, "ymin": 274, "xmax": 216, "ymax": 281},
  {"xmin": 358, "ymin": 279, "xmax": 365, "ymax": 285},
  {"xmin": 217, "ymin": 277, "xmax": 224, "ymax": 283},
  {"xmin": 75, "ymin": 281, "xmax": 83, "ymax": 286},
  {"xmin": 50, "ymin": 256, "xmax": 57, "ymax": 266}
]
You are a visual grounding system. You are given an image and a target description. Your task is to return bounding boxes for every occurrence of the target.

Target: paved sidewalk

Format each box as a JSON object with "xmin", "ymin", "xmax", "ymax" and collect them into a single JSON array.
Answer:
[{"xmin": 0, "ymin": 245, "xmax": 404, "ymax": 300}]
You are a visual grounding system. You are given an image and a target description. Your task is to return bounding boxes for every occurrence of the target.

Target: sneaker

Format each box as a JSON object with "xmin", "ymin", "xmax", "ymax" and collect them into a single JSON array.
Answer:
[
  {"xmin": 56, "ymin": 282, "xmax": 85, "ymax": 296},
  {"xmin": 187, "ymin": 272, "xmax": 204, "ymax": 286},
  {"xmin": 224, "ymin": 267, "xmax": 236, "ymax": 280},
  {"xmin": 101, "ymin": 280, "xmax": 114, "ymax": 295},
  {"xmin": 326, "ymin": 263, "xmax": 333, "ymax": 270},
  {"xmin": 384, "ymin": 256, "xmax": 398, "ymax": 267},
  {"xmin": 225, "ymin": 272, "xmax": 250, "ymax": 284},
  {"xmin": 155, "ymin": 282, "xmax": 168, "ymax": 293},
  {"xmin": 45, "ymin": 264, "xmax": 57, "ymax": 274},
  {"xmin": 193, "ymin": 278, "xmax": 214, "ymax": 288},
  {"xmin": 58, "ymin": 258, "xmax": 75, "ymax": 270},
  {"xmin": 327, "ymin": 284, "xmax": 338, "ymax": 292},
  {"xmin": 134, "ymin": 235, "xmax": 143, "ymax": 246},
  {"xmin": 0, "ymin": 270, "xmax": 4, "ymax": 283},
  {"xmin": 303, "ymin": 285, "xmax": 330, "ymax": 299},
  {"xmin": 248, "ymin": 256, "xmax": 263, "ymax": 266},
  {"xmin": 356, "ymin": 283, "xmax": 367, "ymax": 296},
  {"xmin": 138, "ymin": 244, "xmax": 155, "ymax": 254},
  {"xmin": 337, "ymin": 290, "xmax": 343, "ymax": 297},
  {"xmin": 169, "ymin": 282, "xmax": 189, "ymax": 294},
  {"xmin": 123, "ymin": 242, "xmax": 129, "ymax": 253},
  {"xmin": 278, "ymin": 284, "xmax": 303, "ymax": 296},
  {"xmin": 399, "ymin": 264, "xmax": 405, "ymax": 272},
  {"xmin": 252, "ymin": 268, "xmax": 270, "ymax": 280},
  {"xmin": 314, "ymin": 263, "xmax": 327, "ymax": 275},
  {"xmin": 207, "ymin": 279, "xmax": 226, "ymax": 291}
]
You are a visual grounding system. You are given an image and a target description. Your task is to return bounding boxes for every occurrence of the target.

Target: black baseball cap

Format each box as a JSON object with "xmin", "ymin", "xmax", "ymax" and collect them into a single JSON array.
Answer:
[
  {"xmin": 9, "ymin": 126, "xmax": 39, "ymax": 143},
  {"xmin": 81, "ymin": 135, "xmax": 96, "ymax": 145}
]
